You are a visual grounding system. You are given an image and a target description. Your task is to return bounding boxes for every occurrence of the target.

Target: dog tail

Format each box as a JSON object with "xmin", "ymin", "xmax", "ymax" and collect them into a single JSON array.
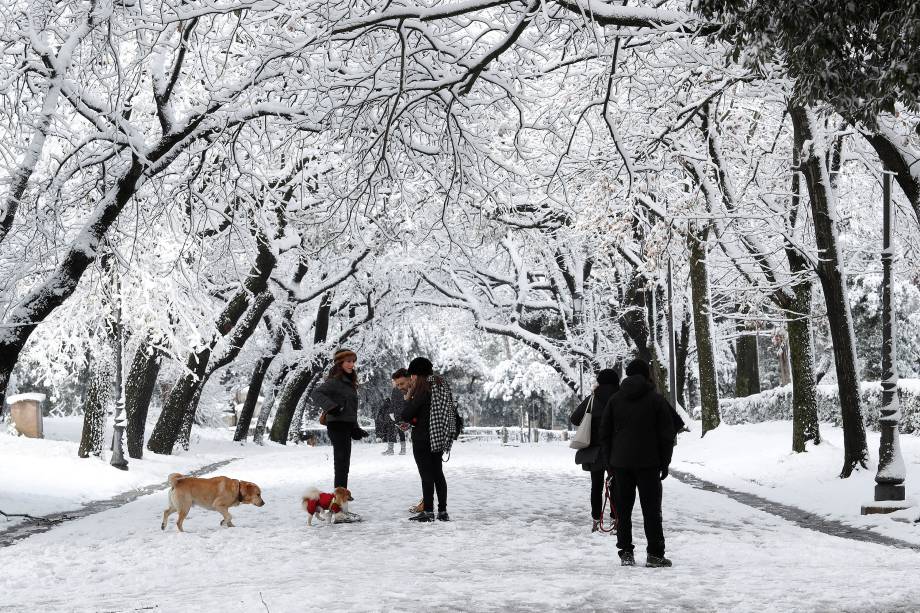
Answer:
[
  {"xmin": 167, "ymin": 473, "xmax": 184, "ymax": 488},
  {"xmin": 302, "ymin": 487, "xmax": 320, "ymax": 510}
]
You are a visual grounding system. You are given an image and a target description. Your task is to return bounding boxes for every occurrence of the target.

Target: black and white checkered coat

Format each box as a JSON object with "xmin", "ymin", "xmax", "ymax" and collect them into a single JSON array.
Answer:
[{"xmin": 428, "ymin": 376, "xmax": 458, "ymax": 454}]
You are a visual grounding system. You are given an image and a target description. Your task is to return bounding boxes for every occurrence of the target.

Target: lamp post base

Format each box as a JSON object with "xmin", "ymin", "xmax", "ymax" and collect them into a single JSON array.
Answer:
[{"xmin": 861, "ymin": 484, "xmax": 909, "ymax": 515}]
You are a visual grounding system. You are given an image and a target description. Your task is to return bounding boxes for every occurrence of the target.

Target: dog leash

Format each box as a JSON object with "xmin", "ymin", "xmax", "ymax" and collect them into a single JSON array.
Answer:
[{"xmin": 598, "ymin": 477, "xmax": 618, "ymax": 534}]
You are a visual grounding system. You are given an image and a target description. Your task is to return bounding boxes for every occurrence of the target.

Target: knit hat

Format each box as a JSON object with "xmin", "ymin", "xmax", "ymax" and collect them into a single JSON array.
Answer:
[
  {"xmin": 596, "ymin": 368, "xmax": 620, "ymax": 385},
  {"xmin": 406, "ymin": 357, "xmax": 434, "ymax": 377},
  {"xmin": 334, "ymin": 348, "xmax": 357, "ymax": 364},
  {"xmin": 625, "ymin": 358, "xmax": 651, "ymax": 380}
]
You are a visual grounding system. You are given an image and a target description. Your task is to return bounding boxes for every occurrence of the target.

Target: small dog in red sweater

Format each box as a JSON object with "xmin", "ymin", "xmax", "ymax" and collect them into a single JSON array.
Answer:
[{"xmin": 302, "ymin": 486, "xmax": 350, "ymax": 525}]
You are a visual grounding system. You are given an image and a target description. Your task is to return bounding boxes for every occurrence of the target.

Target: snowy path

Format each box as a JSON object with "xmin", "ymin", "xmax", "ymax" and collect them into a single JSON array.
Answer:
[
  {"xmin": 2, "ymin": 443, "xmax": 919, "ymax": 613},
  {"xmin": 0, "ymin": 458, "xmax": 239, "ymax": 548}
]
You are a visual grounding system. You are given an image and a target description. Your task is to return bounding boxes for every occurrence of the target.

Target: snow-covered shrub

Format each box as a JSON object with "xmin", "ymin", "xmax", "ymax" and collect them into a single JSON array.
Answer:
[{"xmin": 716, "ymin": 379, "xmax": 920, "ymax": 433}]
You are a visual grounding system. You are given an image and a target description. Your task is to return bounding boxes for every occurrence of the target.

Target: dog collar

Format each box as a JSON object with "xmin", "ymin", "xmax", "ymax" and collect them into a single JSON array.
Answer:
[{"xmin": 236, "ymin": 482, "xmax": 244, "ymax": 503}]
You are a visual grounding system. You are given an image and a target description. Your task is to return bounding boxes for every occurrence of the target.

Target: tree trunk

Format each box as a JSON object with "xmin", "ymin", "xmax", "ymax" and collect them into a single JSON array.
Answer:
[
  {"xmin": 78, "ymin": 352, "xmax": 112, "ymax": 458},
  {"xmin": 269, "ymin": 293, "xmax": 331, "ymax": 444},
  {"xmin": 735, "ymin": 320, "xmax": 761, "ymax": 398},
  {"xmin": 146, "ymin": 350, "xmax": 211, "ymax": 455},
  {"xmin": 688, "ymin": 225, "xmax": 720, "ymax": 435},
  {"xmin": 790, "ymin": 104, "xmax": 868, "ymax": 476},
  {"xmin": 234, "ymin": 320, "xmax": 283, "ymax": 441},
  {"xmin": 787, "ymin": 283, "xmax": 821, "ymax": 452},
  {"xmin": 676, "ymin": 308, "xmax": 691, "ymax": 409},
  {"xmin": 123, "ymin": 335, "xmax": 163, "ymax": 459}
]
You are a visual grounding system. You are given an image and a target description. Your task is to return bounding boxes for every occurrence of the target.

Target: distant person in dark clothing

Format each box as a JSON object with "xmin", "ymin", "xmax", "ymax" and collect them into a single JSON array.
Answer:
[
  {"xmin": 380, "ymin": 369, "xmax": 409, "ymax": 455},
  {"xmin": 570, "ymin": 368, "xmax": 620, "ymax": 532},
  {"xmin": 600, "ymin": 358, "xmax": 676, "ymax": 568}
]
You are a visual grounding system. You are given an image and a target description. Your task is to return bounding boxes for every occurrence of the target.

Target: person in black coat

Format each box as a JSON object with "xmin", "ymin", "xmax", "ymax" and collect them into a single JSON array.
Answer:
[
  {"xmin": 311, "ymin": 349, "xmax": 360, "ymax": 490},
  {"xmin": 599, "ymin": 358, "xmax": 676, "ymax": 568},
  {"xmin": 569, "ymin": 368, "xmax": 620, "ymax": 532},
  {"xmin": 400, "ymin": 357, "xmax": 449, "ymax": 522}
]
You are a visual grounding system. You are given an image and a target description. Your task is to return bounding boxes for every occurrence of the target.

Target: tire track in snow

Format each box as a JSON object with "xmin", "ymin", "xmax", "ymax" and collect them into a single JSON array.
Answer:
[
  {"xmin": 0, "ymin": 457, "xmax": 240, "ymax": 548},
  {"xmin": 670, "ymin": 468, "xmax": 920, "ymax": 551}
]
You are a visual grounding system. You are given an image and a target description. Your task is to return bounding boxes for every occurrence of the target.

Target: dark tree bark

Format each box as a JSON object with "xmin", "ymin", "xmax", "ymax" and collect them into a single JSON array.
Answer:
[
  {"xmin": 78, "ymin": 353, "xmax": 111, "ymax": 458},
  {"xmin": 123, "ymin": 334, "xmax": 163, "ymax": 458},
  {"xmin": 676, "ymin": 308, "xmax": 691, "ymax": 409},
  {"xmin": 734, "ymin": 320, "xmax": 761, "ymax": 398},
  {"xmin": 147, "ymin": 231, "xmax": 277, "ymax": 455},
  {"xmin": 863, "ymin": 130, "xmax": 920, "ymax": 226},
  {"xmin": 688, "ymin": 225, "xmax": 720, "ymax": 435},
  {"xmin": 785, "ymin": 146, "xmax": 821, "ymax": 453},
  {"xmin": 790, "ymin": 104, "xmax": 868, "ymax": 476},
  {"xmin": 234, "ymin": 320, "xmax": 285, "ymax": 441},
  {"xmin": 269, "ymin": 292, "xmax": 331, "ymax": 444}
]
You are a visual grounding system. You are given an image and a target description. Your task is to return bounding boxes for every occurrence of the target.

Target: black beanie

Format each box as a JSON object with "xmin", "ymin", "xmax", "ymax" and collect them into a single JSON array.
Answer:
[
  {"xmin": 596, "ymin": 368, "xmax": 620, "ymax": 385},
  {"xmin": 407, "ymin": 357, "xmax": 434, "ymax": 377},
  {"xmin": 625, "ymin": 358, "xmax": 651, "ymax": 380}
]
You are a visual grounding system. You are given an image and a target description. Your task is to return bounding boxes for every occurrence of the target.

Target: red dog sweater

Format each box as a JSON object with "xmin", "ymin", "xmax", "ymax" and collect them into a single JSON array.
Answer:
[{"xmin": 306, "ymin": 492, "xmax": 341, "ymax": 514}]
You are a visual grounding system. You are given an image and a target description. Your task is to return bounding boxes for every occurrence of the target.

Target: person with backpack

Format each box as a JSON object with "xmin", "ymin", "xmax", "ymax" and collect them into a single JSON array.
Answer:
[
  {"xmin": 600, "ymin": 358, "xmax": 677, "ymax": 568},
  {"xmin": 570, "ymin": 368, "xmax": 620, "ymax": 533},
  {"xmin": 400, "ymin": 357, "xmax": 457, "ymax": 522}
]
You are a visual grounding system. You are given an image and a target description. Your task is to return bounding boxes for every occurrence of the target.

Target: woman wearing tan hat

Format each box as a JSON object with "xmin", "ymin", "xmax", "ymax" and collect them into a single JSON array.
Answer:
[{"xmin": 311, "ymin": 349, "xmax": 360, "ymax": 489}]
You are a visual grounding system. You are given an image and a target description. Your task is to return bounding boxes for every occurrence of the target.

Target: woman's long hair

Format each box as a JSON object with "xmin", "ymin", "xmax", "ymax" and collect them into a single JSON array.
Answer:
[
  {"xmin": 408, "ymin": 374, "xmax": 431, "ymax": 399},
  {"xmin": 327, "ymin": 362, "xmax": 358, "ymax": 389}
]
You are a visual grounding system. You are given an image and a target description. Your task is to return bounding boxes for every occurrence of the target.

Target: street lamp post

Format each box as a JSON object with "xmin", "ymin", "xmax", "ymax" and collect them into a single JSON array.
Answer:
[{"xmin": 862, "ymin": 173, "xmax": 906, "ymax": 514}]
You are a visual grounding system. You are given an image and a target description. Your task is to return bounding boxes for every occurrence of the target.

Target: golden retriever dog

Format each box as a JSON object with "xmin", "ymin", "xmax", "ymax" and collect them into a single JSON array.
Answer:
[
  {"xmin": 162, "ymin": 473, "xmax": 265, "ymax": 532},
  {"xmin": 302, "ymin": 486, "xmax": 350, "ymax": 526}
]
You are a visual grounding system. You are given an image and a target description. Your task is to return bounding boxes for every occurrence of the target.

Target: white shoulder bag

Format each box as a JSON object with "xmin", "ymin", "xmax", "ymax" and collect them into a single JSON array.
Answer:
[{"xmin": 568, "ymin": 394, "xmax": 594, "ymax": 450}]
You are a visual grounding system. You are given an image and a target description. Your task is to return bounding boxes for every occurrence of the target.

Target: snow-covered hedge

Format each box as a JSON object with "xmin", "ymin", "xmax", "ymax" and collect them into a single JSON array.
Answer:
[
  {"xmin": 459, "ymin": 426, "xmax": 573, "ymax": 444},
  {"xmin": 716, "ymin": 379, "xmax": 920, "ymax": 434}
]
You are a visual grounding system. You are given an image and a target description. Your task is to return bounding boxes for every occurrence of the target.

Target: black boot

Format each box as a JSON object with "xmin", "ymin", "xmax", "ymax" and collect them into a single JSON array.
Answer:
[
  {"xmin": 409, "ymin": 511, "xmax": 435, "ymax": 522},
  {"xmin": 437, "ymin": 511, "xmax": 450, "ymax": 521},
  {"xmin": 620, "ymin": 551, "xmax": 635, "ymax": 566},
  {"xmin": 646, "ymin": 555, "xmax": 672, "ymax": 568}
]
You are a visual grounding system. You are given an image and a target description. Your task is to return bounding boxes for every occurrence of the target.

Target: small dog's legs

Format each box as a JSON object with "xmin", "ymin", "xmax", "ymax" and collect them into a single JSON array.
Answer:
[
  {"xmin": 176, "ymin": 507, "xmax": 189, "ymax": 532},
  {"xmin": 218, "ymin": 507, "xmax": 234, "ymax": 527},
  {"xmin": 307, "ymin": 512, "xmax": 314, "ymax": 526},
  {"xmin": 161, "ymin": 506, "xmax": 175, "ymax": 530},
  {"xmin": 328, "ymin": 510, "xmax": 337, "ymax": 524}
]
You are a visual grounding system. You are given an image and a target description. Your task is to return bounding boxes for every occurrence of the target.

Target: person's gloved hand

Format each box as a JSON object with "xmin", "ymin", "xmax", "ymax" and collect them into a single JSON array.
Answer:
[
  {"xmin": 398, "ymin": 422, "xmax": 411, "ymax": 432},
  {"xmin": 659, "ymin": 468, "xmax": 669, "ymax": 481}
]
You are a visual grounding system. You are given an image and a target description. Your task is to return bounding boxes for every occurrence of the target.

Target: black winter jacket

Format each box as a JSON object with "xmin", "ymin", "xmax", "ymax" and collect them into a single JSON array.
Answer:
[
  {"xmin": 311, "ymin": 375, "xmax": 359, "ymax": 426},
  {"xmin": 400, "ymin": 389, "xmax": 431, "ymax": 445},
  {"xmin": 569, "ymin": 382, "xmax": 619, "ymax": 471},
  {"xmin": 599, "ymin": 375, "xmax": 676, "ymax": 470}
]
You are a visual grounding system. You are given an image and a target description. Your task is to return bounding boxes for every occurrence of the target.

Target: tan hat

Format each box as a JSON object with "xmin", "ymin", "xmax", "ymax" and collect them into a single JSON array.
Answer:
[{"xmin": 334, "ymin": 348, "xmax": 357, "ymax": 364}]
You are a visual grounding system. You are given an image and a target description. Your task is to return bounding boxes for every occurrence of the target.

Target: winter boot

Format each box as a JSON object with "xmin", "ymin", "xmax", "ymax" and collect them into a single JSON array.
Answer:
[
  {"xmin": 382, "ymin": 443, "xmax": 394, "ymax": 455},
  {"xmin": 619, "ymin": 551, "xmax": 636, "ymax": 567},
  {"xmin": 437, "ymin": 511, "xmax": 450, "ymax": 522},
  {"xmin": 409, "ymin": 511, "xmax": 435, "ymax": 522},
  {"xmin": 646, "ymin": 555, "xmax": 672, "ymax": 568},
  {"xmin": 399, "ymin": 442, "xmax": 406, "ymax": 455}
]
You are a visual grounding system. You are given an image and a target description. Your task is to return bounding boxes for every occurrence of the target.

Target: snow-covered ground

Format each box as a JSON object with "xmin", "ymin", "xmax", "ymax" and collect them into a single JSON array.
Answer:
[{"xmin": 2, "ymin": 420, "xmax": 920, "ymax": 612}]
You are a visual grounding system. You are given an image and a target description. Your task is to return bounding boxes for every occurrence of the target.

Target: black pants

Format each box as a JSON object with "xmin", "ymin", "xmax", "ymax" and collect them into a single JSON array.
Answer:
[
  {"xmin": 327, "ymin": 425, "xmax": 352, "ymax": 489},
  {"xmin": 612, "ymin": 467, "xmax": 665, "ymax": 557},
  {"xmin": 412, "ymin": 443, "xmax": 447, "ymax": 512},
  {"xmin": 385, "ymin": 424, "xmax": 406, "ymax": 444},
  {"xmin": 590, "ymin": 470, "xmax": 612, "ymax": 521}
]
